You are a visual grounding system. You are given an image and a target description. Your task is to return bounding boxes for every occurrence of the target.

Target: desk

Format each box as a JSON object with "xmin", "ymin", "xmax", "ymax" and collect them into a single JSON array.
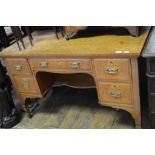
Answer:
[{"xmin": 0, "ymin": 27, "xmax": 151, "ymax": 128}]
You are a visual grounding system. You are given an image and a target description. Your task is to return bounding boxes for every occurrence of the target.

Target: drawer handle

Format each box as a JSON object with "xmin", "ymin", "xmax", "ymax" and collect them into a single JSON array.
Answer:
[
  {"xmin": 14, "ymin": 65, "xmax": 22, "ymax": 71},
  {"xmin": 106, "ymin": 67, "xmax": 119, "ymax": 74},
  {"xmin": 23, "ymin": 82, "xmax": 29, "ymax": 89},
  {"xmin": 69, "ymin": 62, "xmax": 80, "ymax": 68},
  {"xmin": 40, "ymin": 61, "xmax": 48, "ymax": 67},
  {"xmin": 110, "ymin": 91, "xmax": 121, "ymax": 97}
]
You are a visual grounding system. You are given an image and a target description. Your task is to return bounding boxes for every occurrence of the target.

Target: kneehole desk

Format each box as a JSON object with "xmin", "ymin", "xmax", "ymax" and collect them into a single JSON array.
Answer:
[{"xmin": 0, "ymin": 27, "xmax": 151, "ymax": 128}]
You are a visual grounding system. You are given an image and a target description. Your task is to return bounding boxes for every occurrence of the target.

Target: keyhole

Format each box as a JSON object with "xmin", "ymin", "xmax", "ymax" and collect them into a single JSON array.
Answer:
[
  {"xmin": 113, "ymin": 85, "xmax": 117, "ymax": 88},
  {"xmin": 109, "ymin": 61, "xmax": 113, "ymax": 64}
]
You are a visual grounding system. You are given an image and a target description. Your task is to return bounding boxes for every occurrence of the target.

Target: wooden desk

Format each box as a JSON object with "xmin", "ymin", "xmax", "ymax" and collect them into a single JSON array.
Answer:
[{"xmin": 0, "ymin": 27, "xmax": 151, "ymax": 128}]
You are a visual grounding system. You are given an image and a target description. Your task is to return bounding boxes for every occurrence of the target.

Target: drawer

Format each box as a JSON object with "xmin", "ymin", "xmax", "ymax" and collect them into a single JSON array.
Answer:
[
  {"xmin": 13, "ymin": 76, "xmax": 40, "ymax": 94},
  {"xmin": 29, "ymin": 59, "xmax": 91, "ymax": 71},
  {"xmin": 94, "ymin": 59, "xmax": 131, "ymax": 81},
  {"xmin": 5, "ymin": 58, "xmax": 32, "ymax": 76},
  {"xmin": 98, "ymin": 82, "xmax": 132, "ymax": 105}
]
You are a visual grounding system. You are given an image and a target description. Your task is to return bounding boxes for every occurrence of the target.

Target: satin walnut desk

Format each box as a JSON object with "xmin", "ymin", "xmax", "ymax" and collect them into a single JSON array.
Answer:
[{"xmin": 0, "ymin": 27, "xmax": 151, "ymax": 128}]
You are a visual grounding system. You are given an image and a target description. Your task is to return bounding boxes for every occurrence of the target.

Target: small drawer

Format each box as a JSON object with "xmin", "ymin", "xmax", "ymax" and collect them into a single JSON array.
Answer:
[
  {"xmin": 13, "ymin": 76, "xmax": 40, "ymax": 94},
  {"xmin": 98, "ymin": 82, "xmax": 132, "ymax": 105},
  {"xmin": 5, "ymin": 58, "xmax": 32, "ymax": 76},
  {"xmin": 29, "ymin": 59, "xmax": 91, "ymax": 71},
  {"xmin": 93, "ymin": 59, "xmax": 131, "ymax": 81}
]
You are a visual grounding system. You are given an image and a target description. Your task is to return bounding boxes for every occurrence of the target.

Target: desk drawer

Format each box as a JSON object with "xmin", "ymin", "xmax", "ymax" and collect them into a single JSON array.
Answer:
[
  {"xmin": 5, "ymin": 58, "xmax": 32, "ymax": 76},
  {"xmin": 98, "ymin": 82, "xmax": 132, "ymax": 105},
  {"xmin": 29, "ymin": 59, "xmax": 91, "ymax": 71},
  {"xmin": 94, "ymin": 59, "xmax": 131, "ymax": 81},
  {"xmin": 13, "ymin": 76, "xmax": 40, "ymax": 94}
]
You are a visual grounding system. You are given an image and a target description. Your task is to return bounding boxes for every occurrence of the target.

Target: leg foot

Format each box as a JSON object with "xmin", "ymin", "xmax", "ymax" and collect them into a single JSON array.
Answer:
[{"xmin": 135, "ymin": 120, "xmax": 141, "ymax": 129}]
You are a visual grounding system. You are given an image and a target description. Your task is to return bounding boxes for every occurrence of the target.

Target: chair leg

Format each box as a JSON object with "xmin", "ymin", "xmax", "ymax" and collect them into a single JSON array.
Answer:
[
  {"xmin": 11, "ymin": 26, "xmax": 25, "ymax": 50},
  {"xmin": 53, "ymin": 26, "xmax": 59, "ymax": 39},
  {"xmin": 15, "ymin": 27, "xmax": 25, "ymax": 49},
  {"xmin": 11, "ymin": 27, "xmax": 21, "ymax": 51},
  {"xmin": 59, "ymin": 26, "xmax": 64, "ymax": 37},
  {"xmin": 25, "ymin": 26, "xmax": 33, "ymax": 46}
]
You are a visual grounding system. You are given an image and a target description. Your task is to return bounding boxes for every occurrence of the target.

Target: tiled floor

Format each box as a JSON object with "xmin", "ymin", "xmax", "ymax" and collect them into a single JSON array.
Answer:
[{"xmin": 13, "ymin": 86, "xmax": 136, "ymax": 129}]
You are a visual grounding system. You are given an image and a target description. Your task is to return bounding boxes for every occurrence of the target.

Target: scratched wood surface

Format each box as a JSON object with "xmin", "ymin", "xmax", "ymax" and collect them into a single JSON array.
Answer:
[
  {"xmin": 13, "ymin": 86, "xmax": 137, "ymax": 129},
  {"xmin": 0, "ymin": 27, "xmax": 150, "ymax": 58}
]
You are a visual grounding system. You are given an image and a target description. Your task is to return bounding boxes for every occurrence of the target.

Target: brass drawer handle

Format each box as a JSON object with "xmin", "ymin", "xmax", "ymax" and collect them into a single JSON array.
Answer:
[
  {"xmin": 14, "ymin": 65, "xmax": 22, "ymax": 71},
  {"xmin": 110, "ymin": 91, "xmax": 121, "ymax": 97},
  {"xmin": 69, "ymin": 62, "xmax": 80, "ymax": 68},
  {"xmin": 106, "ymin": 67, "xmax": 119, "ymax": 74},
  {"xmin": 23, "ymin": 82, "xmax": 29, "ymax": 89},
  {"xmin": 40, "ymin": 61, "xmax": 48, "ymax": 67}
]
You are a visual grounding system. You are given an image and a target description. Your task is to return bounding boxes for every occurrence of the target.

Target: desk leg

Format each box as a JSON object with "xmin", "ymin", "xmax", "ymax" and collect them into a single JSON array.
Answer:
[{"xmin": 131, "ymin": 58, "xmax": 141, "ymax": 128}]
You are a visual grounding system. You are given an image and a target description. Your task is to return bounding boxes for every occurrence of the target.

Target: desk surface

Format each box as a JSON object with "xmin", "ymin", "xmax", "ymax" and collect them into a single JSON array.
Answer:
[{"xmin": 0, "ymin": 27, "xmax": 151, "ymax": 58}]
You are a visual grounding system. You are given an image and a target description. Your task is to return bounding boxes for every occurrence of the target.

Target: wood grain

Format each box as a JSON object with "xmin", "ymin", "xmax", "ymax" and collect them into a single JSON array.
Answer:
[
  {"xmin": 2, "ymin": 27, "xmax": 150, "ymax": 128},
  {"xmin": 98, "ymin": 82, "xmax": 132, "ymax": 105},
  {"xmin": 5, "ymin": 58, "xmax": 32, "ymax": 76},
  {"xmin": 0, "ymin": 27, "xmax": 150, "ymax": 58},
  {"xmin": 93, "ymin": 58, "xmax": 131, "ymax": 81},
  {"xmin": 29, "ymin": 58, "xmax": 91, "ymax": 71},
  {"xmin": 13, "ymin": 76, "xmax": 41, "ymax": 95}
]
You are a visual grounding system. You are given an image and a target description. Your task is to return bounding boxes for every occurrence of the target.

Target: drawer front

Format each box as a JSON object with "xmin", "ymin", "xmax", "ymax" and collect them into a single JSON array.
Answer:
[
  {"xmin": 5, "ymin": 58, "xmax": 32, "ymax": 76},
  {"xmin": 13, "ymin": 76, "xmax": 40, "ymax": 94},
  {"xmin": 98, "ymin": 82, "xmax": 132, "ymax": 105},
  {"xmin": 94, "ymin": 59, "xmax": 131, "ymax": 81},
  {"xmin": 29, "ymin": 59, "xmax": 91, "ymax": 71}
]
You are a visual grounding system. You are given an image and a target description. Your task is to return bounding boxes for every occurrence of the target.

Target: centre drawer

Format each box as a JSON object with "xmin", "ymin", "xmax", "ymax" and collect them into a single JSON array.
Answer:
[
  {"xmin": 29, "ymin": 59, "xmax": 91, "ymax": 71},
  {"xmin": 98, "ymin": 82, "xmax": 132, "ymax": 105},
  {"xmin": 93, "ymin": 59, "xmax": 131, "ymax": 81},
  {"xmin": 13, "ymin": 76, "xmax": 40, "ymax": 95}
]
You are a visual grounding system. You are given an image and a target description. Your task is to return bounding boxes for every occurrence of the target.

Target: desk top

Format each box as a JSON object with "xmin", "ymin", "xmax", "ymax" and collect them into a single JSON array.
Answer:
[
  {"xmin": 0, "ymin": 27, "xmax": 151, "ymax": 58},
  {"xmin": 142, "ymin": 27, "xmax": 155, "ymax": 57}
]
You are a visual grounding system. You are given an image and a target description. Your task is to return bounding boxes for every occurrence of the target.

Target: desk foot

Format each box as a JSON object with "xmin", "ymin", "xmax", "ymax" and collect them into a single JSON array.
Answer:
[
  {"xmin": 135, "ymin": 124, "xmax": 141, "ymax": 129},
  {"xmin": 135, "ymin": 121, "xmax": 141, "ymax": 129}
]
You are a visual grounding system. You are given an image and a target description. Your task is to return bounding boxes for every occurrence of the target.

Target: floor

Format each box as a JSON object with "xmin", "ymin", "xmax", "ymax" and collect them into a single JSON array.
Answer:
[{"xmin": 13, "ymin": 86, "xmax": 136, "ymax": 129}]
